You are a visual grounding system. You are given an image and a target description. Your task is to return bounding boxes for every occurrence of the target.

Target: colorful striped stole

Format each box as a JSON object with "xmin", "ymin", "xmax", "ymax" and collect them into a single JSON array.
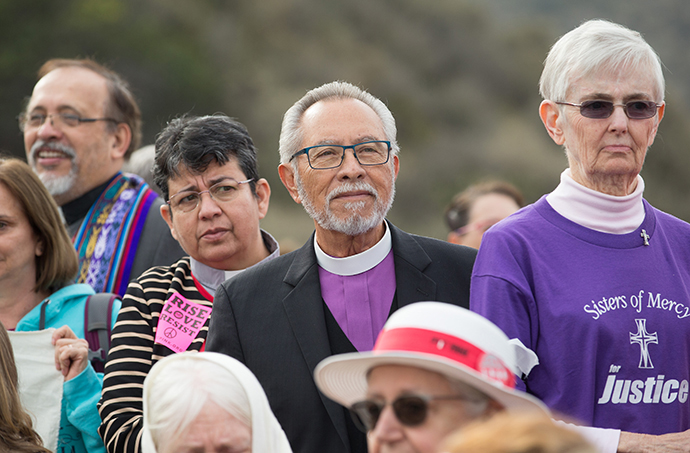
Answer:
[{"xmin": 73, "ymin": 173, "xmax": 158, "ymax": 296}]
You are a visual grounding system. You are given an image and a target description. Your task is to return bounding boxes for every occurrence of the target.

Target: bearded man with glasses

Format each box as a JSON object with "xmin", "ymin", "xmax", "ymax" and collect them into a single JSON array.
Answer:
[
  {"xmin": 20, "ymin": 58, "xmax": 183, "ymax": 296},
  {"xmin": 471, "ymin": 20, "xmax": 690, "ymax": 452},
  {"xmin": 206, "ymin": 81, "xmax": 477, "ymax": 453},
  {"xmin": 98, "ymin": 114, "xmax": 280, "ymax": 453}
]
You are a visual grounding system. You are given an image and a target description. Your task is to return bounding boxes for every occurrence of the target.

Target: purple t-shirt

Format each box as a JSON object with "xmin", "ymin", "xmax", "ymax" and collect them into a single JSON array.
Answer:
[{"xmin": 471, "ymin": 196, "xmax": 690, "ymax": 435}]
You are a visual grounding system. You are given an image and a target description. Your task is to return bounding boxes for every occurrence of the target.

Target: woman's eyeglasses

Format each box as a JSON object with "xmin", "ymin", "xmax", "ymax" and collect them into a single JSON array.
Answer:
[
  {"xmin": 556, "ymin": 100, "xmax": 661, "ymax": 119},
  {"xmin": 349, "ymin": 394, "xmax": 475, "ymax": 432},
  {"xmin": 167, "ymin": 178, "xmax": 254, "ymax": 213}
]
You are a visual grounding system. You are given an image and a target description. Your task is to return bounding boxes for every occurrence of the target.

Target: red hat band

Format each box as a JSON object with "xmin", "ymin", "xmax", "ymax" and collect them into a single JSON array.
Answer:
[{"xmin": 372, "ymin": 327, "xmax": 515, "ymax": 389}]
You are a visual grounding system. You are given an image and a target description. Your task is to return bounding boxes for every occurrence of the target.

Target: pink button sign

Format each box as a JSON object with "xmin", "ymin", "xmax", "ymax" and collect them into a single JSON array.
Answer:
[{"xmin": 154, "ymin": 292, "xmax": 212, "ymax": 353}]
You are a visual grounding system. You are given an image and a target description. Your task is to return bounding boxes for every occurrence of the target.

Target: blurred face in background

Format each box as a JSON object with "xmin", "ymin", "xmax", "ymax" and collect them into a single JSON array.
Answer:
[
  {"xmin": 23, "ymin": 66, "xmax": 128, "ymax": 205},
  {"xmin": 448, "ymin": 193, "xmax": 521, "ymax": 249},
  {"xmin": 0, "ymin": 183, "xmax": 43, "ymax": 298}
]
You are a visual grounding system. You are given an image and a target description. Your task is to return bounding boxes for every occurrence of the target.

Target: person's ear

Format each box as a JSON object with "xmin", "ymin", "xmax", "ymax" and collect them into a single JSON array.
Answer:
[
  {"xmin": 254, "ymin": 178, "xmax": 271, "ymax": 219},
  {"xmin": 278, "ymin": 163, "xmax": 302, "ymax": 204},
  {"xmin": 35, "ymin": 238, "xmax": 45, "ymax": 257},
  {"xmin": 647, "ymin": 103, "xmax": 665, "ymax": 146},
  {"xmin": 160, "ymin": 203, "xmax": 179, "ymax": 242},
  {"xmin": 110, "ymin": 123, "xmax": 131, "ymax": 160},
  {"xmin": 539, "ymin": 100, "xmax": 566, "ymax": 145}
]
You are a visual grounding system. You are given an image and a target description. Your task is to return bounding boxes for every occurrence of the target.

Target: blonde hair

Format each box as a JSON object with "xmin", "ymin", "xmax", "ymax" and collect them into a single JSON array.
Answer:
[{"xmin": 442, "ymin": 412, "xmax": 596, "ymax": 453}]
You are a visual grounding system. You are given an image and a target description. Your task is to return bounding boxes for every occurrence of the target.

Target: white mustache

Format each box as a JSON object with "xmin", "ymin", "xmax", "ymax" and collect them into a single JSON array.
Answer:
[
  {"xmin": 30, "ymin": 140, "xmax": 77, "ymax": 160},
  {"xmin": 326, "ymin": 182, "xmax": 378, "ymax": 204}
]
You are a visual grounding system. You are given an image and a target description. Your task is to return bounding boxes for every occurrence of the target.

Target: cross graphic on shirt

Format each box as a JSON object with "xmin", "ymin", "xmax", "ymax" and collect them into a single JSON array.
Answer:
[
  {"xmin": 630, "ymin": 318, "xmax": 657, "ymax": 369},
  {"xmin": 641, "ymin": 229, "xmax": 650, "ymax": 246}
]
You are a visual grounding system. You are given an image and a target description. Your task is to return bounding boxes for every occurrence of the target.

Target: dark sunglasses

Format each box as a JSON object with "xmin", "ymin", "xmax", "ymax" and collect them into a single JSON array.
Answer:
[
  {"xmin": 349, "ymin": 394, "xmax": 469, "ymax": 432},
  {"xmin": 556, "ymin": 100, "xmax": 661, "ymax": 119}
]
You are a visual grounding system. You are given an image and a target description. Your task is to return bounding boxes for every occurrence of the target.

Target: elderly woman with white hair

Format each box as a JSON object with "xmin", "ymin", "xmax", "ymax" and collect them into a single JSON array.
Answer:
[
  {"xmin": 141, "ymin": 352, "xmax": 292, "ymax": 453},
  {"xmin": 471, "ymin": 19, "xmax": 690, "ymax": 452}
]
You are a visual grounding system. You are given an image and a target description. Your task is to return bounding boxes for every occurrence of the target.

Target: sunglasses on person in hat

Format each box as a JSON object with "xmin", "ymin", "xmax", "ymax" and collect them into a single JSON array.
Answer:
[{"xmin": 350, "ymin": 392, "xmax": 487, "ymax": 432}]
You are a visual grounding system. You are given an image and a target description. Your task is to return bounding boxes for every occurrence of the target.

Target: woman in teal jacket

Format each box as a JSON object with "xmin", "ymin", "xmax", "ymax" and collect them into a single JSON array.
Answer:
[{"xmin": 0, "ymin": 158, "xmax": 119, "ymax": 453}]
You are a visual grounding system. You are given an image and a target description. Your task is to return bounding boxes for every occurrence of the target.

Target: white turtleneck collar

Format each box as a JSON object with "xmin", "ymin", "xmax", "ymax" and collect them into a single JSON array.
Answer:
[
  {"xmin": 314, "ymin": 222, "xmax": 393, "ymax": 276},
  {"xmin": 546, "ymin": 169, "xmax": 645, "ymax": 234}
]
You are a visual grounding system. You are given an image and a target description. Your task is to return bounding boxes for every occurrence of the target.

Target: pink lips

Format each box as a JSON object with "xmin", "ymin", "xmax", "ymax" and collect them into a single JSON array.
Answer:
[
  {"xmin": 603, "ymin": 144, "xmax": 632, "ymax": 153},
  {"xmin": 200, "ymin": 228, "xmax": 228, "ymax": 241}
]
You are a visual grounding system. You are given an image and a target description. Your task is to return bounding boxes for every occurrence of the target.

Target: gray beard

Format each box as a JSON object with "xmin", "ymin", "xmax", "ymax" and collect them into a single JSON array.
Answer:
[
  {"xmin": 294, "ymin": 168, "xmax": 395, "ymax": 237},
  {"xmin": 28, "ymin": 140, "xmax": 78, "ymax": 197},
  {"xmin": 39, "ymin": 171, "xmax": 78, "ymax": 197}
]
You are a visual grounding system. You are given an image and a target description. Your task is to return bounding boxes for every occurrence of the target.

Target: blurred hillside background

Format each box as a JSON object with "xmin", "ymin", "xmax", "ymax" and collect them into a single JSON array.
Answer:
[{"xmin": 2, "ymin": 0, "xmax": 689, "ymax": 247}]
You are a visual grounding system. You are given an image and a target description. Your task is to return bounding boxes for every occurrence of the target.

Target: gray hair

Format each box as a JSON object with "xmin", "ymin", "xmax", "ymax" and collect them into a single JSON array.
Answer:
[
  {"xmin": 146, "ymin": 357, "xmax": 251, "ymax": 450},
  {"xmin": 539, "ymin": 19, "xmax": 665, "ymax": 103},
  {"xmin": 278, "ymin": 81, "xmax": 400, "ymax": 165}
]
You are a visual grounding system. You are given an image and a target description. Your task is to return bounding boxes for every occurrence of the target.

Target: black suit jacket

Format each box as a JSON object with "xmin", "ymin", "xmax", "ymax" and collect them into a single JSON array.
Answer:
[{"xmin": 206, "ymin": 223, "xmax": 476, "ymax": 453}]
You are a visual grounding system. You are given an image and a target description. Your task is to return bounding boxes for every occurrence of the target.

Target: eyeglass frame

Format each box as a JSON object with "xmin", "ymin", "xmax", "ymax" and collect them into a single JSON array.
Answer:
[
  {"xmin": 349, "ymin": 393, "xmax": 481, "ymax": 433},
  {"xmin": 18, "ymin": 112, "xmax": 121, "ymax": 132},
  {"xmin": 555, "ymin": 100, "xmax": 662, "ymax": 120},
  {"xmin": 166, "ymin": 178, "xmax": 255, "ymax": 213},
  {"xmin": 289, "ymin": 140, "xmax": 392, "ymax": 170}
]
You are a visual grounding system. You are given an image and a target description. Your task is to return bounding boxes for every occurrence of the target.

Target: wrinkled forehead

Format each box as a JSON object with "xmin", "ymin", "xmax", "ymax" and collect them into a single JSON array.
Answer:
[{"xmin": 300, "ymin": 98, "xmax": 386, "ymax": 145}]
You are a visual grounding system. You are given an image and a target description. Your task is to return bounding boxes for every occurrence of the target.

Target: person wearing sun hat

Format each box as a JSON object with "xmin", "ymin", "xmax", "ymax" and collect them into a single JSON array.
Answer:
[{"xmin": 314, "ymin": 301, "xmax": 549, "ymax": 453}]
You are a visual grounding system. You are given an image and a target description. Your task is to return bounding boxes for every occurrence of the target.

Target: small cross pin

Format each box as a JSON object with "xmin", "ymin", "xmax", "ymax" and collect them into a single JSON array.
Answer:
[{"xmin": 641, "ymin": 229, "xmax": 650, "ymax": 246}]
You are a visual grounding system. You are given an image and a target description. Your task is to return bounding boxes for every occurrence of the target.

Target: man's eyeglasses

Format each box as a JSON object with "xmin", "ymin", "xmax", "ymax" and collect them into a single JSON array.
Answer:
[
  {"xmin": 18, "ymin": 112, "xmax": 120, "ymax": 132},
  {"xmin": 289, "ymin": 140, "xmax": 391, "ymax": 170},
  {"xmin": 556, "ymin": 100, "xmax": 661, "ymax": 120},
  {"xmin": 349, "ymin": 394, "xmax": 475, "ymax": 432},
  {"xmin": 167, "ymin": 179, "xmax": 254, "ymax": 213}
]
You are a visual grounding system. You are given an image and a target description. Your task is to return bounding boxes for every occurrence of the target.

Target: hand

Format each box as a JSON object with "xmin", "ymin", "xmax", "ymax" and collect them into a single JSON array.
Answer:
[
  {"xmin": 619, "ymin": 429, "xmax": 690, "ymax": 452},
  {"xmin": 52, "ymin": 325, "xmax": 89, "ymax": 382}
]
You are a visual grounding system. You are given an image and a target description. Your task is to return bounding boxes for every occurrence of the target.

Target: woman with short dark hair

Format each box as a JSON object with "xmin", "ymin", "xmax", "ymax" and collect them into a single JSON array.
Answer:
[{"xmin": 99, "ymin": 115, "xmax": 280, "ymax": 453}]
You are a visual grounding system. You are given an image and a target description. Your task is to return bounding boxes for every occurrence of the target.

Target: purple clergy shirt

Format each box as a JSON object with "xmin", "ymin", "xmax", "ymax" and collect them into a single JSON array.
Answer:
[{"xmin": 319, "ymin": 250, "xmax": 396, "ymax": 352}]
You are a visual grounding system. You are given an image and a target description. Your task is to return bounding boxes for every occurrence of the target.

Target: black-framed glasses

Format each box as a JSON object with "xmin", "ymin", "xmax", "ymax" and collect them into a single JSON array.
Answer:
[
  {"xmin": 349, "ymin": 394, "xmax": 473, "ymax": 432},
  {"xmin": 556, "ymin": 100, "xmax": 661, "ymax": 119},
  {"xmin": 167, "ymin": 178, "xmax": 254, "ymax": 213},
  {"xmin": 289, "ymin": 140, "xmax": 391, "ymax": 170},
  {"xmin": 18, "ymin": 112, "xmax": 121, "ymax": 132}
]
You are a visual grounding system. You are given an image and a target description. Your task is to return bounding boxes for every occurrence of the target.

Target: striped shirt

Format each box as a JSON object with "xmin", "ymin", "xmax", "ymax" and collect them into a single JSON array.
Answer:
[{"xmin": 98, "ymin": 257, "xmax": 212, "ymax": 453}]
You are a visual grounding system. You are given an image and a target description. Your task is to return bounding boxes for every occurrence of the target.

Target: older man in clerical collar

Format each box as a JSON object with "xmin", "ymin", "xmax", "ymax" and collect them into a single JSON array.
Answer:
[{"xmin": 206, "ymin": 81, "xmax": 477, "ymax": 453}]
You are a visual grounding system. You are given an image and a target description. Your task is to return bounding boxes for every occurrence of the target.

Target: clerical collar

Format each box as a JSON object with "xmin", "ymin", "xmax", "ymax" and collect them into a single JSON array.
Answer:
[
  {"xmin": 314, "ymin": 222, "xmax": 392, "ymax": 276},
  {"xmin": 546, "ymin": 169, "xmax": 645, "ymax": 234},
  {"xmin": 190, "ymin": 230, "xmax": 280, "ymax": 297},
  {"xmin": 61, "ymin": 174, "xmax": 119, "ymax": 226}
]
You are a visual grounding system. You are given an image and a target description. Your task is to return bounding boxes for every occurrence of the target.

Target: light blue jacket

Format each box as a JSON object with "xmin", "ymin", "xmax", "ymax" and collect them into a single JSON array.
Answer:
[{"xmin": 16, "ymin": 284, "xmax": 121, "ymax": 453}]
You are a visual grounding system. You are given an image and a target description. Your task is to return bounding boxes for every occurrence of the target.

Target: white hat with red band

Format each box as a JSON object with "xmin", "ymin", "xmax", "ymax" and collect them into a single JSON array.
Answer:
[{"xmin": 314, "ymin": 301, "xmax": 548, "ymax": 414}]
